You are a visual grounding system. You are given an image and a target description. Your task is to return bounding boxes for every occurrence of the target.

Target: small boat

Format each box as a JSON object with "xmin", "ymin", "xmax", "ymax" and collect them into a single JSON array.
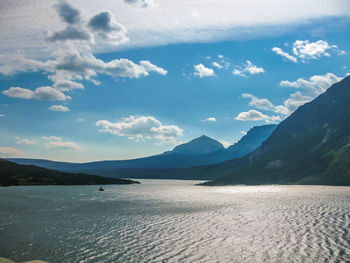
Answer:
[{"xmin": 98, "ymin": 186, "xmax": 104, "ymax": 191}]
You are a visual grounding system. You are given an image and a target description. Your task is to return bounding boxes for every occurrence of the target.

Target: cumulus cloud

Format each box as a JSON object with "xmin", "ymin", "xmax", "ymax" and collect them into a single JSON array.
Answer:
[
  {"xmin": 46, "ymin": 1, "xmax": 92, "ymax": 42},
  {"xmin": 272, "ymin": 47, "xmax": 298, "ymax": 63},
  {"xmin": 233, "ymin": 60, "xmax": 264, "ymax": 77},
  {"xmin": 46, "ymin": 1, "xmax": 130, "ymax": 45},
  {"xmin": 235, "ymin": 110, "xmax": 280, "ymax": 123},
  {"xmin": 15, "ymin": 137, "xmax": 38, "ymax": 145},
  {"xmin": 235, "ymin": 110, "xmax": 269, "ymax": 121},
  {"xmin": 0, "ymin": 147, "xmax": 23, "ymax": 156},
  {"xmin": 273, "ymin": 40, "xmax": 345, "ymax": 63},
  {"xmin": 96, "ymin": 115, "xmax": 183, "ymax": 144},
  {"xmin": 194, "ymin": 64, "xmax": 215, "ymax": 78},
  {"xmin": 0, "ymin": 50, "xmax": 167, "ymax": 99},
  {"xmin": 242, "ymin": 93, "xmax": 274, "ymax": 111},
  {"xmin": 0, "ymin": 114, "xmax": 4, "ymax": 117},
  {"xmin": 2, "ymin": 86, "xmax": 71, "ymax": 101},
  {"xmin": 49, "ymin": 105, "xmax": 70, "ymax": 112},
  {"xmin": 77, "ymin": 118, "xmax": 85, "ymax": 122},
  {"xmin": 202, "ymin": 117, "xmax": 217, "ymax": 122},
  {"xmin": 88, "ymin": 11, "xmax": 129, "ymax": 44},
  {"xmin": 124, "ymin": 0, "xmax": 155, "ymax": 8},
  {"xmin": 42, "ymin": 136, "xmax": 80, "ymax": 150},
  {"xmin": 293, "ymin": 40, "xmax": 337, "ymax": 60},
  {"xmin": 280, "ymin": 73, "xmax": 343, "ymax": 96}
]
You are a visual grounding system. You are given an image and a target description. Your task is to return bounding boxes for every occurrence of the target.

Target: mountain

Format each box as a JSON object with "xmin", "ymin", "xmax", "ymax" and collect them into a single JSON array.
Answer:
[
  {"xmin": 169, "ymin": 135, "xmax": 224, "ymax": 155},
  {"xmin": 227, "ymin": 125, "xmax": 276, "ymax": 157},
  {"xmin": 0, "ymin": 158, "xmax": 139, "ymax": 186},
  {"xmin": 8, "ymin": 128, "xmax": 275, "ymax": 178},
  {"xmin": 201, "ymin": 75, "xmax": 350, "ymax": 186}
]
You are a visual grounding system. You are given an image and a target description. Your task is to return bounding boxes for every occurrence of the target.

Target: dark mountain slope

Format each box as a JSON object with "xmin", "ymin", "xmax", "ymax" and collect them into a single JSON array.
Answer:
[
  {"xmin": 203, "ymin": 75, "xmax": 350, "ymax": 186},
  {"xmin": 227, "ymin": 124, "xmax": 276, "ymax": 157},
  {"xmin": 0, "ymin": 159, "xmax": 139, "ymax": 186}
]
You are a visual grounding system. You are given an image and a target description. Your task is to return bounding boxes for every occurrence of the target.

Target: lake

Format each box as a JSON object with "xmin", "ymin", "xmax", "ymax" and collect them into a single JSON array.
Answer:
[{"xmin": 1, "ymin": 180, "xmax": 350, "ymax": 262}]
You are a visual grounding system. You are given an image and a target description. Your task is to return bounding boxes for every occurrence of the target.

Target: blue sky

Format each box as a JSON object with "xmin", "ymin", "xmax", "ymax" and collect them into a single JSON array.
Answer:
[{"xmin": 0, "ymin": 0, "xmax": 349, "ymax": 162}]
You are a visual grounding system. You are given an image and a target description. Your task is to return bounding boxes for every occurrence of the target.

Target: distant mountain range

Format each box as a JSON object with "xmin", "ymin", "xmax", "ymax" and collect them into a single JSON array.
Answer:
[
  {"xmin": 8, "ymin": 125, "xmax": 276, "ymax": 177},
  {"xmin": 6, "ymin": 76, "xmax": 350, "ymax": 186},
  {"xmin": 0, "ymin": 158, "xmax": 139, "ymax": 186},
  {"xmin": 104, "ymin": 75, "xmax": 350, "ymax": 185},
  {"xmin": 196, "ymin": 75, "xmax": 350, "ymax": 185}
]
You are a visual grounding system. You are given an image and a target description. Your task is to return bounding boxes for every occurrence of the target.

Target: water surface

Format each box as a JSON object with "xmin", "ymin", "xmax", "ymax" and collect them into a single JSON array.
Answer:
[{"xmin": 1, "ymin": 180, "xmax": 350, "ymax": 262}]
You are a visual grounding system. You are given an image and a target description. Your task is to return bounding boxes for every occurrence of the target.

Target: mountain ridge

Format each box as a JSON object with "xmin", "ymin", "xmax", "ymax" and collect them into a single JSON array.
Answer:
[{"xmin": 8, "ymin": 125, "xmax": 276, "ymax": 177}]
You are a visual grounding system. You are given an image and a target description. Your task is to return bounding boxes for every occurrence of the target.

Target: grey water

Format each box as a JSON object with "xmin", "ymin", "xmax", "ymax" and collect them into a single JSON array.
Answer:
[{"xmin": 1, "ymin": 180, "xmax": 350, "ymax": 263}]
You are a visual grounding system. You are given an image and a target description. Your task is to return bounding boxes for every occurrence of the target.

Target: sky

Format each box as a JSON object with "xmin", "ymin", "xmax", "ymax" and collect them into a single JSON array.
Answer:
[{"xmin": 0, "ymin": 0, "xmax": 350, "ymax": 162}]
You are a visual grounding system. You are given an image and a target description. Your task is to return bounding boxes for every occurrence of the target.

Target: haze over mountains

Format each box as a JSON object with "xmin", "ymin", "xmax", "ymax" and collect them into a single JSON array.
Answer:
[{"xmin": 9, "ymin": 125, "xmax": 276, "ymax": 177}]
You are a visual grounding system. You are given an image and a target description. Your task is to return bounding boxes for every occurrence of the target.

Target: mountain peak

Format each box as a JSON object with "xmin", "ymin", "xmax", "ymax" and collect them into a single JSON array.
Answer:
[
  {"xmin": 227, "ymin": 124, "xmax": 276, "ymax": 156},
  {"xmin": 170, "ymin": 135, "xmax": 224, "ymax": 155}
]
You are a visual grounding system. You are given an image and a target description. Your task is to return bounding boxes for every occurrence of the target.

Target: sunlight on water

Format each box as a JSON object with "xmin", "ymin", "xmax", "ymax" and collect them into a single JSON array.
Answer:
[{"xmin": 1, "ymin": 180, "xmax": 350, "ymax": 263}]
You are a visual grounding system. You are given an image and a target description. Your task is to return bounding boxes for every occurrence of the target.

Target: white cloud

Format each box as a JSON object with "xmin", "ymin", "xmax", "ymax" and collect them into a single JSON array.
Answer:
[
  {"xmin": 77, "ymin": 118, "xmax": 85, "ymax": 122},
  {"xmin": 0, "ymin": 114, "xmax": 4, "ymax": 117},
  {"xmin": 242, "ymin": 93, "xmax": 274, "ymax": 111},
  {"xmin": 0, "ymin": 147, "xmax": 23, "ymax": 156},
  {"xmin": 202, "ymin": 117, "xmax": 217, "ymax": 122},
  {"xmin": 2, "ymin": 86, "xmax": 71, "ymax": 101},
  {"xmin": 235, "ymin": 110, "xmax": 269, "ymax": 121},
  {"xmin": 272, "ymin": 47, "xmax": 298, "ymax": 63},
  {"xmin": 15, "ymin": 137, "xmax": 38, "ymax": 145},
  {"xmin": 96, "ymin": 115, "xmax": 183, "ymax": 144},
  {"xmin": 212, "ymin": 62, "xmax": 223, "ymax": 69},
  {"xmin": 0, "ymin": 49, "xmax": 167, "ymax": 102},
  {"xmin": 233, "ymin": 60, "xmax": 264, "ymax": 77},
  {"xmin": 49, "ymin": 105, "xmax": 70, "ymax": 112},
  {"xmin": 193, "ymin": 64, "xmax": 215, "ymax": 78},
  {"xmin": 235, "ymin": 110, "xmax": 280, "ymax": 123},
  {"xmin": 240, "ymin": 130, "xmax": 247, "ymax": 136},
  {"xmin": 293, "ymin": 40, "xmax": 337, "ymax": 61},
  {"xmin": 139, "ymin": 60, "xmax": 168, "ymax": 76},
  {"xmin": 273, "ymin": 40, "xmax": 345, "ymax": 63},
  {"xmin": 42, "ymin": 136, "xmax": 80, "ymax": 151},
  {"xmin": 1, "ymin": 50, "xmax": 167, "ymax": 80},
  {"xmin": 280, "ymin": 72, "xmax": 343, "ymax": 96}
]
